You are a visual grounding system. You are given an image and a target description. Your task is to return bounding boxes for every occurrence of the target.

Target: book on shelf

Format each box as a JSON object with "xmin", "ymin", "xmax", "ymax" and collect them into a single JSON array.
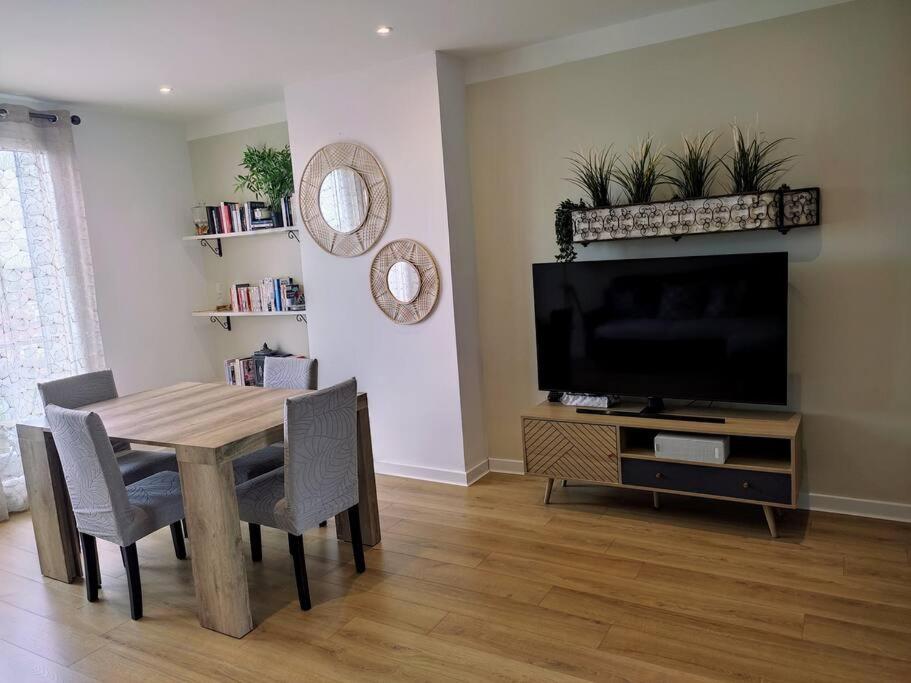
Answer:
[
  {"xmin": 229, "ymin": 277, "xmax": 304, "ymax": 313},
  {"xmin": 224, "ymin": 357, "xmax": 255, "ymax": 386}
]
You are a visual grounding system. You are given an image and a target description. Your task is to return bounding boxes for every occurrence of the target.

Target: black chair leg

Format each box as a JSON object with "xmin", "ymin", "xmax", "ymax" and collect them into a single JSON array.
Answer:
[
  {"xmin": 80, "ymin": 533, "xmax": 99, "ymax": 601},
  {"xmin": 120, "ymin": 546, "xmax": 127, "ymax": 568},
  {"xmin": 249, "ymin": 523, "xmax": 262, "ymax": 562},
  {"xmin": 182, "ymin": 518, "xmax": 189, "ymax": 538},
  {"xmin": 318, "ymin": 521, "xmax": 328, "ymax": 528},
  {"xmin": 288, "ymin": 534, "xmax": 311, "ymax": 611},
  {"xmin": 347, "ymin": 504, "xmax": 366, "ymax": 573},
  {"xmin": 170, "ymin": 522, "xmax": 187, "ymax": 560},
  {"xmin": 123, "ymin": 543, "xmax": 143, "ymax": 620}
]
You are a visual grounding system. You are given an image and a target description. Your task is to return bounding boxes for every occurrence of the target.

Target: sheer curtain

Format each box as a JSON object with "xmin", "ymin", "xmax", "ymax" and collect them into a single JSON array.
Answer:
[{"xmin": 0, "ymin": 104, "xmax": 105, "ymax": 519}]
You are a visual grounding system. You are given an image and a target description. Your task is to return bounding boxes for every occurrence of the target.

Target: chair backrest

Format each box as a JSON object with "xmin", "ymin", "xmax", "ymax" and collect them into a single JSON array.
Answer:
[
  {"xmin": 282, "ymin": 378, "xmax": 357, "ymax": 532},
  {"xmin": 37, "ymin": 370, "xmax": 118, "ymax": 409},
  {"xmin": 37, "ymin": 370, "xmax": 130, "ymax": 452},
  {"xmin": 264, "ymin": 356, "xmax": 318, "ymax": 391},
  {"xmin": 45, "ymin": 405, "xmax": 133, "ymax": 546}
]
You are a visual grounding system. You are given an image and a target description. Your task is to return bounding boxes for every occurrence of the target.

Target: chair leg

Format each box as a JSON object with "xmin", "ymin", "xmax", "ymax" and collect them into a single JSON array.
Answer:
[
  {"xmin": 170, "ymin": 522, "xmax": 187, "ymax": 560},
  {"xmin": 123, "ymin": 543, "xmax": 143, "ymax": 620},
  {"xmin": 182, "ymin": 518, "xmax": 189, "ymax": 538},
  {"xmin": 287, "ymin": 534, "xmax": 311, "ymax": 611},
  {"xmin": 347, "ymin": 504, "xmax": 366, "ymax": 574},
  {"xmin": 80, "ymin": 533, "xmax": 99, "ymax": 602},
  {"xmin": 249, "ymin": 523, "xmax": 262, "ymax": 562}
]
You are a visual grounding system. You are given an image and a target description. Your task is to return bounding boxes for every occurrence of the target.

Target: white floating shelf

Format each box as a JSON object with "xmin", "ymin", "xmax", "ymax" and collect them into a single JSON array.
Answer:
[
  {"xmin": 183, "ymin": 227, "xmax": 299, "ymax": 241},
  {"xmin": 192, "ymin": 310, "xmax": 304, "ymax": 317},
  {"xmin": 193, "ymin": 309, "xmax": 306, "ymax": 331}
]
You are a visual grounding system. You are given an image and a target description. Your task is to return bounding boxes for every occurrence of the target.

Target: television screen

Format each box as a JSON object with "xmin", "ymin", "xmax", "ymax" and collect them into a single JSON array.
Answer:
[{"xmin": 532, "ymin": 252, "xmax": 788, "ymax": 405}]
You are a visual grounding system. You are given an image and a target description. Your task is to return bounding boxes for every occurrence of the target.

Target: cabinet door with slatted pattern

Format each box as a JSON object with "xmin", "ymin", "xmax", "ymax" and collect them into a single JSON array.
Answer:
[{"xmin": 522, "ymin": 419, "xmax": 618, "ymax": 484}]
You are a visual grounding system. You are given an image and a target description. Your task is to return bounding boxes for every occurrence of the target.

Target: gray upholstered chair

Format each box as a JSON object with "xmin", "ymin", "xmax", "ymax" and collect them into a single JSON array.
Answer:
[
  {"xmin": 264, "ymin": 356, "xmax": 318, "ymax": 391},
  {"xmin": 232, "ymin": 356, "xmax": 319, "ymax": 486},
  {"xmin": 234, "ymin": 378, "xmax": 364, "ymax": 610},
  {"xmin": 38, "ymin": 370, "xmax": 179, "ymax": 486},
  {"xmin": 45, "ymin": 405, "xmax": 186, "ymax": 620}
]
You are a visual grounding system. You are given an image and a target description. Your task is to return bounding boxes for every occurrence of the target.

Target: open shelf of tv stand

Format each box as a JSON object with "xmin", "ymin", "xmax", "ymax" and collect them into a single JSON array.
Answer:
[{"xmin": 521, "ymin": 401, "xmax": 801, "ymax": 537}]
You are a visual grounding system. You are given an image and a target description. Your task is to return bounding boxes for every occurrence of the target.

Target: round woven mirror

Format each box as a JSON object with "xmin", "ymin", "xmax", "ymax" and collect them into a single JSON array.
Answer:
[
  {"xmin": 370, "ymin": 240, "xmax": 439, "ymax": 324},
  {"xmin": 299, "ymin": 142, "xmax": 389, "ymax": 256}
]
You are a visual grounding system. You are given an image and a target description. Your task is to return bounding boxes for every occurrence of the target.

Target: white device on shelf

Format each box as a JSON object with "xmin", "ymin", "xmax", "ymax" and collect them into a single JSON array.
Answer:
[{"xmin": 654, "ymin": 432, "xmax": 729, "ymax": 464}]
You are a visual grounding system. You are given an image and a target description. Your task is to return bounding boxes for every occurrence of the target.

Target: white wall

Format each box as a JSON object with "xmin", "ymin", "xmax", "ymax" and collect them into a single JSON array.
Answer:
[
  {"xmin": 73, "ymin": 109, "xmax": 216, "ymax": 392},
  {"xmin": 285, "ymin": 52, "xmax": 484, "ymax": 484}
]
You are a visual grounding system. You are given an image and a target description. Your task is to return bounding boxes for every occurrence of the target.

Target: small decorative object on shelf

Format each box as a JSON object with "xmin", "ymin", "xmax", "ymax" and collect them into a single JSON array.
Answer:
[
  {"xmin": 193, "ymin": 204, "xmax": 209, "ymax": 235},
  {"xmin": 571, "ymin": 185, "xmax": 819, "ymax": 243}
]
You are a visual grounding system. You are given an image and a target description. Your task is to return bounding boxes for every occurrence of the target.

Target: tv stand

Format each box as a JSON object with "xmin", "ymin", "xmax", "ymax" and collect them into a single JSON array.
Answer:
[{"xmin": 522, "ymin": 402, "xmax": 801, "ymax": 537}]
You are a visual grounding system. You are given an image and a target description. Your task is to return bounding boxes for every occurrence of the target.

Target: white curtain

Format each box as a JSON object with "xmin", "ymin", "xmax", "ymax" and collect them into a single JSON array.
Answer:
[{"xmin": 0, "ymin": 104, "xmax": 105, "ymax": 518}]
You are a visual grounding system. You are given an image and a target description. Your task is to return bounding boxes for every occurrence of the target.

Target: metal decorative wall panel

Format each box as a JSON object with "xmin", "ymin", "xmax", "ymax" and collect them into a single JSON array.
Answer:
[{"xmin": 572, "ymin": 186, "xmax": 819, "ymax": 243}]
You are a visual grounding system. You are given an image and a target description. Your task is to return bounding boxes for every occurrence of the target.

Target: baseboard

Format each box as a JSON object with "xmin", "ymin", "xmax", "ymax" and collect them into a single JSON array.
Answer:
[
  {"xmin": 466, "ymin": 459, "xmax": 490, "ymax": 485},
  {"xmin": 488, "ymin": 458, "xmax": 526, "ymax": 475},
  {"xmin": 798, "ymin": 492, "xmax": 911, "ymax": 523},
  {"xmin": 374, "ymin": 460, "xmax": 477, "ymax": 486}
]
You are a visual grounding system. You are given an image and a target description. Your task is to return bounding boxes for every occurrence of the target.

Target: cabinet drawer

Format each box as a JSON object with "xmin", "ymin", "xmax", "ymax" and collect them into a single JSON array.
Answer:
[
  {"xmin": 620, "ymin": 458, "xmax": 791, "ymax": 505},
  {"xmin": 523, "ymin": 419, "xmax": 618, "ymax": 484}
]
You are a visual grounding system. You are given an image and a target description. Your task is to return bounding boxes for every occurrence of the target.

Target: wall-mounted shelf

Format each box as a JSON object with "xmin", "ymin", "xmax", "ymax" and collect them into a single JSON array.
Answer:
[
  {"xmin": 572, "ymin": 185, "xmax": 819, "ymax": 244},
  {"xmin": 192, "ymin": 310, "xmax": 307, "ymax": 332},
  {"xmin": 184, "ymin": 228, "xmax": 300, "ymax": 257}
]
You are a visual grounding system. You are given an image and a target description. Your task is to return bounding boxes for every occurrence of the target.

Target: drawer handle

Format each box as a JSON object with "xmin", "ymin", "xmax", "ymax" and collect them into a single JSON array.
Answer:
[
  {"xmin": 655, "ymin": 472, "xmax": 665, "ymax": 480},
  {"xmin": 742, "ymin": 481, "xmax": 751, "ymax": 489}
]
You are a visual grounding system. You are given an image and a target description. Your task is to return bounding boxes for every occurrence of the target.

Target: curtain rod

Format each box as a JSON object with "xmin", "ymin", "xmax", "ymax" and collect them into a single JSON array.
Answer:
[{"xmin": 0, "ymin": 108, "xmax": 81, "ymax": 125}]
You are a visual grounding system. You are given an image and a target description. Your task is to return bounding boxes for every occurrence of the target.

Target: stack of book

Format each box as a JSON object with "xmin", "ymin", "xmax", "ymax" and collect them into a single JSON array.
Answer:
[
  {"xmin": 204, "ymin": 197, "xmax": 294, "ymax": 234},
  {"xmin": 224, "ymin": 357, "xmax": 255, "ymax": 386},
  {"xmin": 230, "ymin": 277, "xmax": 305, "ymax": 313}
]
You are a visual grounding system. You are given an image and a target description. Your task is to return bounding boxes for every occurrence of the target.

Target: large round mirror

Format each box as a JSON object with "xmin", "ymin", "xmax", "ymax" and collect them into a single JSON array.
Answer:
[
  {"xmin": 387, "ymin": 260, "xmax": 421, "ymax": 303},
  {"xmin": 318, "ymin": 166, "xmax": 369, "ymax": 233}
]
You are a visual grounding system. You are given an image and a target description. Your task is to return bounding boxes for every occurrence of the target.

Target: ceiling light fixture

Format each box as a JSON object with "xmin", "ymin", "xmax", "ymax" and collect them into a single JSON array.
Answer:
[
  {"xmin": 159, "ymin": 86, "xmax": 173, "ymax": 94},
  {"xmin": 376, "ymin": 25, "xmax": 392, "ymax": 36}
]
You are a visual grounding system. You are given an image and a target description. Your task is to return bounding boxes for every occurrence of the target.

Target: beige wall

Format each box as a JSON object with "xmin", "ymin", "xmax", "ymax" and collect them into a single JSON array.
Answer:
[
  {"xmin": 188, "ymin": 122, "xmax": 309, "ymax": 370},
  {"xmin": 466, "ymin": 0, "xmax": 911, "ymax": 504}
]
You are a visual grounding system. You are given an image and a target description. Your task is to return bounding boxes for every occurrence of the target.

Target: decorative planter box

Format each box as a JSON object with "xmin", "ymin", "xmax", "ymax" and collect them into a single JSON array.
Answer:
[{"xmin": 572, "ymin": 186, "xmax": 819, "ymax": 243}]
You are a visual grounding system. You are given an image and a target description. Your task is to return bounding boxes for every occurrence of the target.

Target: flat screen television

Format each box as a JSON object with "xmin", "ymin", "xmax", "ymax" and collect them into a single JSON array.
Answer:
[{"xmin": 532, "ymin": 252, "xmax": 788, "ymax": 408}]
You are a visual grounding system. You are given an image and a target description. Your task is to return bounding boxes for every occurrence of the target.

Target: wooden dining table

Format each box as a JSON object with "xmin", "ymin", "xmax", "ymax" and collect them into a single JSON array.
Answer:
[{"xmin": 15, "ymin": 381, "xmax": 380, "ymax": 638}]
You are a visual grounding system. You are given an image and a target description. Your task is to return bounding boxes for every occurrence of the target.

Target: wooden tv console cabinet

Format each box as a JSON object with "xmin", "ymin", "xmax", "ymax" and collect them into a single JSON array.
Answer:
[{"xmin": 521, "ymin": 402, "xmax": 801, "ymax": 537}]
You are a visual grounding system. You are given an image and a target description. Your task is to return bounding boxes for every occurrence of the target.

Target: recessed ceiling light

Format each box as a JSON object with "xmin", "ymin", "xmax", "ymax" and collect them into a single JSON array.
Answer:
[
  {"xmin": 159, "ymin": 86, "xmax": 173, "ymax": 94},
  {"xmin": 376, "ymin": 25, "xmax": 392, "ymax": 36}
]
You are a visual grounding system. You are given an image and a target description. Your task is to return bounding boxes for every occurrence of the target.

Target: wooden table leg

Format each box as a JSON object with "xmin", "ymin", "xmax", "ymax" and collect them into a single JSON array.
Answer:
[
  {"xmin": 543, "ymin": 478, "xmax": 554, "ymax": 504},
  {"xmin": 336, "ymin": 396, "xmax": 381, "ymax": 546},
  {"xmin": 762, "ymin": 505, "xmax": 779, "ymax": 538},
  {"xmin": 177, "ymin": 449, "xmax": 252, "ymax": 638},
  {"xmin": 17, "ymin": 425, "xmax": 81, "ymax": 583}
]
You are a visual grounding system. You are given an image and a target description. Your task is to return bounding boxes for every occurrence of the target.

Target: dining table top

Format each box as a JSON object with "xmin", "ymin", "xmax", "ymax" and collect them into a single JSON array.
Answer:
[{"xmin": 19, "ymin": 381, "xmax": 329, "ymax": 451}]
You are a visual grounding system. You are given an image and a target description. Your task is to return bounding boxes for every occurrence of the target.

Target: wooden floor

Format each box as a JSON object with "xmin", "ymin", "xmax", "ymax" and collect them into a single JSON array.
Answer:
[{"xmin": 1, "ymin": 473, "xmax": 910, "ymax": 682}]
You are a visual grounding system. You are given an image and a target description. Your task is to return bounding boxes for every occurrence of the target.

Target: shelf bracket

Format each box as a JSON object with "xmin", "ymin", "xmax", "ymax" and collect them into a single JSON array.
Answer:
[
  {"xmin": 208, "ymin": 315, "xmax": 231, "ymax": 331},
  {"xmin": 200, "ymin": 238, "xmax": 223, "ymax": 257},
  {"xmin": 295, "ymin": 313, "xmax": 307, "ymax": 323},
  {"xmin": 287, "ymin": 230, "xmax": 300, "ymax": 243}
]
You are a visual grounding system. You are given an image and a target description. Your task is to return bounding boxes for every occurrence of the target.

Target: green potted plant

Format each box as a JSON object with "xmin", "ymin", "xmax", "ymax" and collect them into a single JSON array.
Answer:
[
  {"xmin": 235, "ymin": 144, "xmax": 294, "ymax": 226},
  {"xmin": 665, "ymin": 131, "xmax": 721, "ymax": 199},
  {"xmin": 614, "ymin": 135, "xmax": 668, "ymax": 204},
  {"xmin": 564, "ymin": 147, "xmax": 616, "ymax": 208},
  {"xmin": 721, "ymin": 124, "xmax": 795, "ymax": 193}
]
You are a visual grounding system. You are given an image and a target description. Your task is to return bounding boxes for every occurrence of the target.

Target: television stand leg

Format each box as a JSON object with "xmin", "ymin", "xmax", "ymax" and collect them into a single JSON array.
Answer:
[
  {"xmin": 653, "ymin": 492, "xmax": 661, "ymax": 510},
  {"xmin": 560, "ymin": 479, "xmax": 567, "ymax": 488},
  {"xmin": 762, "ymin": 505, "xmax": 778, "ymax": 538},
  {"xmin": 543, "ymin": 478, "xmax": 554, "ymax": 505}
]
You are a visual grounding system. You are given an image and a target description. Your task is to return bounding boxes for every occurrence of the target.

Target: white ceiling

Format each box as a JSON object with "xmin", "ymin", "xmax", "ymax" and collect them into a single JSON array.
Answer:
[{"xmin": 0, "ymin": 0, "xmax": 706, "ymax": 120}]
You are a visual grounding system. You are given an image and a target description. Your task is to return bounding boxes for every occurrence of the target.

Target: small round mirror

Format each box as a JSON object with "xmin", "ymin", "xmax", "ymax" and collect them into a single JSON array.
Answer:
[
  {"xmin": 319, "ymin": 166, "xmax": 369, "ymax": 233},
  {"xmin": 387, "ymin": 260, "xmax": 421, "ymax": 303}
]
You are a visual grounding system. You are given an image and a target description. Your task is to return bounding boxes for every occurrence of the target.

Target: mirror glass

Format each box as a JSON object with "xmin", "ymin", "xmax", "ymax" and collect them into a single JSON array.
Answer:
[
  {"xmin": 387, "ymin": 261, "xmax": 421, "ymax": 303},
  {"xmin": 319, "ymin": 167, "xmax": 369, "ymax": 233}
]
